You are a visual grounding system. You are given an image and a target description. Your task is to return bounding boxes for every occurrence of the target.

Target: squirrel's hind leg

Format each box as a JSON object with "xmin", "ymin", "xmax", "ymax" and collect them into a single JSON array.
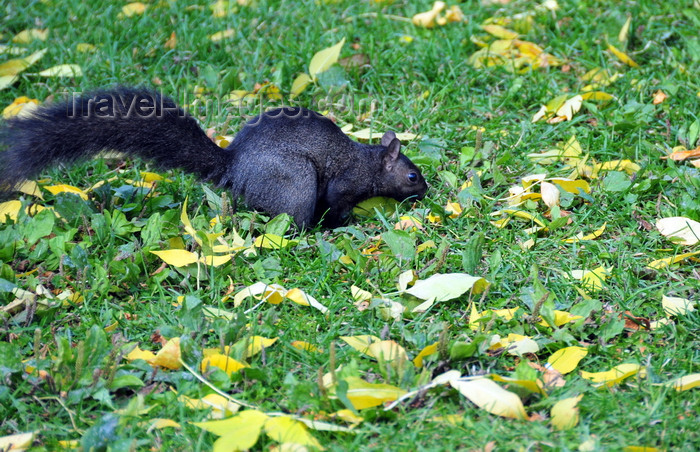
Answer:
[{"xmin": 241, "ymin": 158, "xmax": 317, "ymax": 229}]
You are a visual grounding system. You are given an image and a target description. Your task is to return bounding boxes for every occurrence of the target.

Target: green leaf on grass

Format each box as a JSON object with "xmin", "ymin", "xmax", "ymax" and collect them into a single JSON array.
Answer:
[
  {"xmin": 405, "ymin": 273, "xmax": 490, "ymax": 301},
  {"xmin": 309, "ymin": 37, "xmax": 345, "ymax": 80}
]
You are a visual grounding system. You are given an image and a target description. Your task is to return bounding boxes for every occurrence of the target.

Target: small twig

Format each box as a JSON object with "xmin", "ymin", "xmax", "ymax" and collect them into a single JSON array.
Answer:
[
  {"xmin": 179, "ymin": 359, "xmax": 257, "ymax": 409},
  {"xmin": 511, "ymin": 123, "xmax": 526, "ymax": 150},
  {"xmin": 343, "ymin": 12, "xmax": 412, "ymax": 23},
  {"xmin": 477, "ymin": 285, "xmax": 490, "ymax": 307},
  {"xmin": 244, "ymin": 300, "xmax": 266, "ymax": 315},
  {"xmin": 37, "ymin": 396, "xmax": 81, "ymax": 433}
]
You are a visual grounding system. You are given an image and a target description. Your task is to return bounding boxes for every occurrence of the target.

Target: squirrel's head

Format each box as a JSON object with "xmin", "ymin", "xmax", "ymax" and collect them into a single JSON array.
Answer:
[{"xmin": 378, "ymin": 131, "xmax": 428, "ymax": 202}]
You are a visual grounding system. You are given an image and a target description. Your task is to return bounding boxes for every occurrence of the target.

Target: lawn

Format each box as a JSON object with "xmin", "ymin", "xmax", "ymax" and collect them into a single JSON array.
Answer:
[{"xmin": 1, "ymin": 0, "xmax": 699, "ymax": 450}]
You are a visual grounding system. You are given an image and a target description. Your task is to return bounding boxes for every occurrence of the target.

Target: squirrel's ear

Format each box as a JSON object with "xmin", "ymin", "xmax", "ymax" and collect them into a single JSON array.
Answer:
[
  {"xmin": 382, "ymin": 137, "xmax": 401, "ymax": 170},
  {"xmin": 381, "ymin": 131, "xmax": 397, "ymax": 148}
]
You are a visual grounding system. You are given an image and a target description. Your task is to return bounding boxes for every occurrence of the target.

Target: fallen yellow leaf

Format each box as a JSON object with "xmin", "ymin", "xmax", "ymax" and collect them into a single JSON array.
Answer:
[
  {"xmin": 568, "ymin": 266, "xmax": 612, "ymax": 293},
  {"xmin": 527, "ymin": 136, "xmax": 583, "ymax": 164},
  {"xmin": 291, "ymin": 341, "xmax": 322, "ymax": 353},
  {"xmin": 290, "ymin": 73, "xmax": 312, "ymax": 99},
  {"xmin": 254, "ymin": 233, "xmax": 298, "ymax": 249},
  {"xmin": 656, "ymin": 216, "xmax": 700, "ymax": 245},
  {"xmin": 164, "ymin": 31, "xmax": 177, "ymax": 50},
  {"xmin": 661, "ymin": 295, "xmax": 695, "ymax": 317},
  {"xmin": 0, "ymin": 432, "xmax": 36, "ymax": 451},
  {"xmin": 443, "ymin": 5, "xmax": 464, "ymax": 23},
  {"xmin": 125, "ymin": 346, "xmax": 156, "ymax": 362},
  {"xmin": 150, "ymin": 249, "xmax": 199, "ymax": 267},
  {"xmin": 309, "ymin": 38, "xmax": 346, "ymax": 80},
  {"xmin": 551, "ymin": 395, "xmax": 583, "ymax": 430},
  {"xmin": 329, "ymin": 409, "xmax": 364, "ymax": 426},
  {"xmin": 199, "ymin": 254, "xmax": 231, "ymax": 266},
  {"xmin": 493, "ymin": 209, "xmax": 547, "ymax": 227},
  {"xmin": 44, "ymin": 184, "xmax": 88, "ymax": 200},
  {"xmin": 3, "ymin": 96, "xmax": 39, "ymax": 118},
  {"xmin": 581, "ymin": 91, "xmax": 614, "ymax": 101},
  {"xmin": 404, "ymin": 272, "xmax": 490, "ymax": 300},
  {"xmin": 490, "ymin": 374, "xmax": 545, "ymax": 395},
  {"xmin": 178, "ymin": 393, "xmax": 240, "ymax": 417},
  {"xmin": 550, "ymin": 178, "xmax": 591, "ymax": 194},
  {"xmin": 395, "ymin": 215, "xmax": 424, "ymax": 231},
  {"xmin": 340, "ymin": 335, "xmax": 381, "ymax": 355},
  {"xmin": 664, "ymin": 373, "xmax": 700, "ymax": 392},
  {"xmin": 146, "ymin": 418, "xmax": 181, "ymax": 432},
  {"xmin": 555, "ymin": 95, "xmax": 583, "ymax": 121},
  {"xmin": 0, "ymin": 200, "xmax": 22, "ymax": 223},
  {"xmin": 540, "ymin": 181, "xmax": 560, "ymax": 207},
  {"xmin": 38, "ymin": 64, "xmax": 83, "ymax": 77},
  {"xmin": 243, "ymin": 336, "xmax": 278, "ymax": 358},
  {"xmin": 345, "ymin": 128, "xmax": 419, "ymax": 141},
  {"xmin": 285, "ymin": 287, "xmax": 328, "ymax": 313},
  {"xmin": 15, "ymin": 180, "xmax": 43, "ymax": 199},
  {"xmin": 12, "ymin": 29, "xmax": 48, "ymax": 44},
  {"xmin": 367, "ymin": 340, "xmax": 408, "ymax": 362},
  {"xmin": 652, "ymin": 89, "xmax": 667, "ymax": 105},
  {"xmin": 489, "ymin": 333, "xmax": 540, "ymax": 356},
  {"xmin": 201, "ymin": 353, "xmax": 249, "ymax": 376},
  {"xmin": 413, "ymin": 342, "xmax": 439, "ymax": 367},
  {"xmin": 192, "ymin": 410, "xmax": 268, "ymax": 449},
  {"xmin": 76, "ymin": 43, "xmax": 96, "ymax": 53},
  {"xmin": 264, "ymin": 416, "xmax": 324, "ymax": 450},
  {"xmin": 663, "ymin": 145, "xmax": 700, "ymax": 161},
  {"xmin": 0, "ymin": 48, "xmax": 48, "ymax": 92},
  {"xmin": 350, "ymin": 285, "xmax": 372, "ymax": 302},
  {"xmin": 121, "ymin": 2, "xmax": 147, "ymax": 17},
  {"xmin": 647, "ymin": 250, "xmax": 700, "ymax": 269},
  {"xmin": 342, "ymin": 376, "xmax": 406, "ymax": 410},
  {"xmin": 594, "ymin": 159, "xmax": 640, "ymax": 175},
  {"xmin": 149, "ymin": 338, "xmax": 181, "ymax": 370},
  {"xmin": 618, "ymin": 15, "xmax": 632, "ymax": 43},
  {"xmin": 531, "ymin": 104, "xmax": 549, "ymax": 123},
  {"xmin": 547, "ymin": 346, "xmax": 588, "ymax": 374},
  {"xmin": 580, "ymin": 363, "xmax": 643, "ymax": 388},
  {"xmin": 482, "ymin": 24, "xmax": 519, "ymax": 39},
  {"xmin": 451, "ymin": 377, "xmax": 527, "ymax": 419},
  {"xmin": 412, "ymin": 1, "xmax": 446, "ymax": 28},
  {"xmin": 563, "ymin": 222, "xmax": 606, "ymax": 243},
  {"xmin": 608, "ymin": 43, "xmax": 639, "ymax": 67},
  {"xmin": 209, "ymin": 29, "xmax": 235, "ymax": 42},
  {"xmin": 233, "ymin": 282, "xmax": 287, "ymax": 306}
]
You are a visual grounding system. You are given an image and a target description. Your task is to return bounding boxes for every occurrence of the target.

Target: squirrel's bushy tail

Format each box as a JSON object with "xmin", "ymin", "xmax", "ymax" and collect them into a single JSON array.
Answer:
[{"xmin": 0, "ymin": 87, "xmax": 228, "ymax": 191}]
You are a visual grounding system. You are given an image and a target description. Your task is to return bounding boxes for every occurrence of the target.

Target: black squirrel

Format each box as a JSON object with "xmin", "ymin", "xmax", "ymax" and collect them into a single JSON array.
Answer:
[{"xmin": 0, "ymin": 87, "xmax": 427, "ymax": 228}]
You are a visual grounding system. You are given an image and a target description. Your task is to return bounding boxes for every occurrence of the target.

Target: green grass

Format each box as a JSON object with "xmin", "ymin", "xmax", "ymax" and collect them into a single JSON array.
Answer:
[{"xmin": 1, "ymin": 0, "xmax": 699, "ymax": 450}]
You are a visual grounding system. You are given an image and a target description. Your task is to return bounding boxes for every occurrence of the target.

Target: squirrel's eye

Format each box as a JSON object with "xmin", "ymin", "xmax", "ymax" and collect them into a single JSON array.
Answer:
[{"xmin": 407, "ymin": 172, "xmax": 418, "ymax": 182}]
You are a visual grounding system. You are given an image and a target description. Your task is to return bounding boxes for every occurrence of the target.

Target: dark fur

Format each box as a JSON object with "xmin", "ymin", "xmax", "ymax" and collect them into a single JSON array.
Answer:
[{"xmin": 0, "ymin": 87, "xmax": 427, "ymax": 227}]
